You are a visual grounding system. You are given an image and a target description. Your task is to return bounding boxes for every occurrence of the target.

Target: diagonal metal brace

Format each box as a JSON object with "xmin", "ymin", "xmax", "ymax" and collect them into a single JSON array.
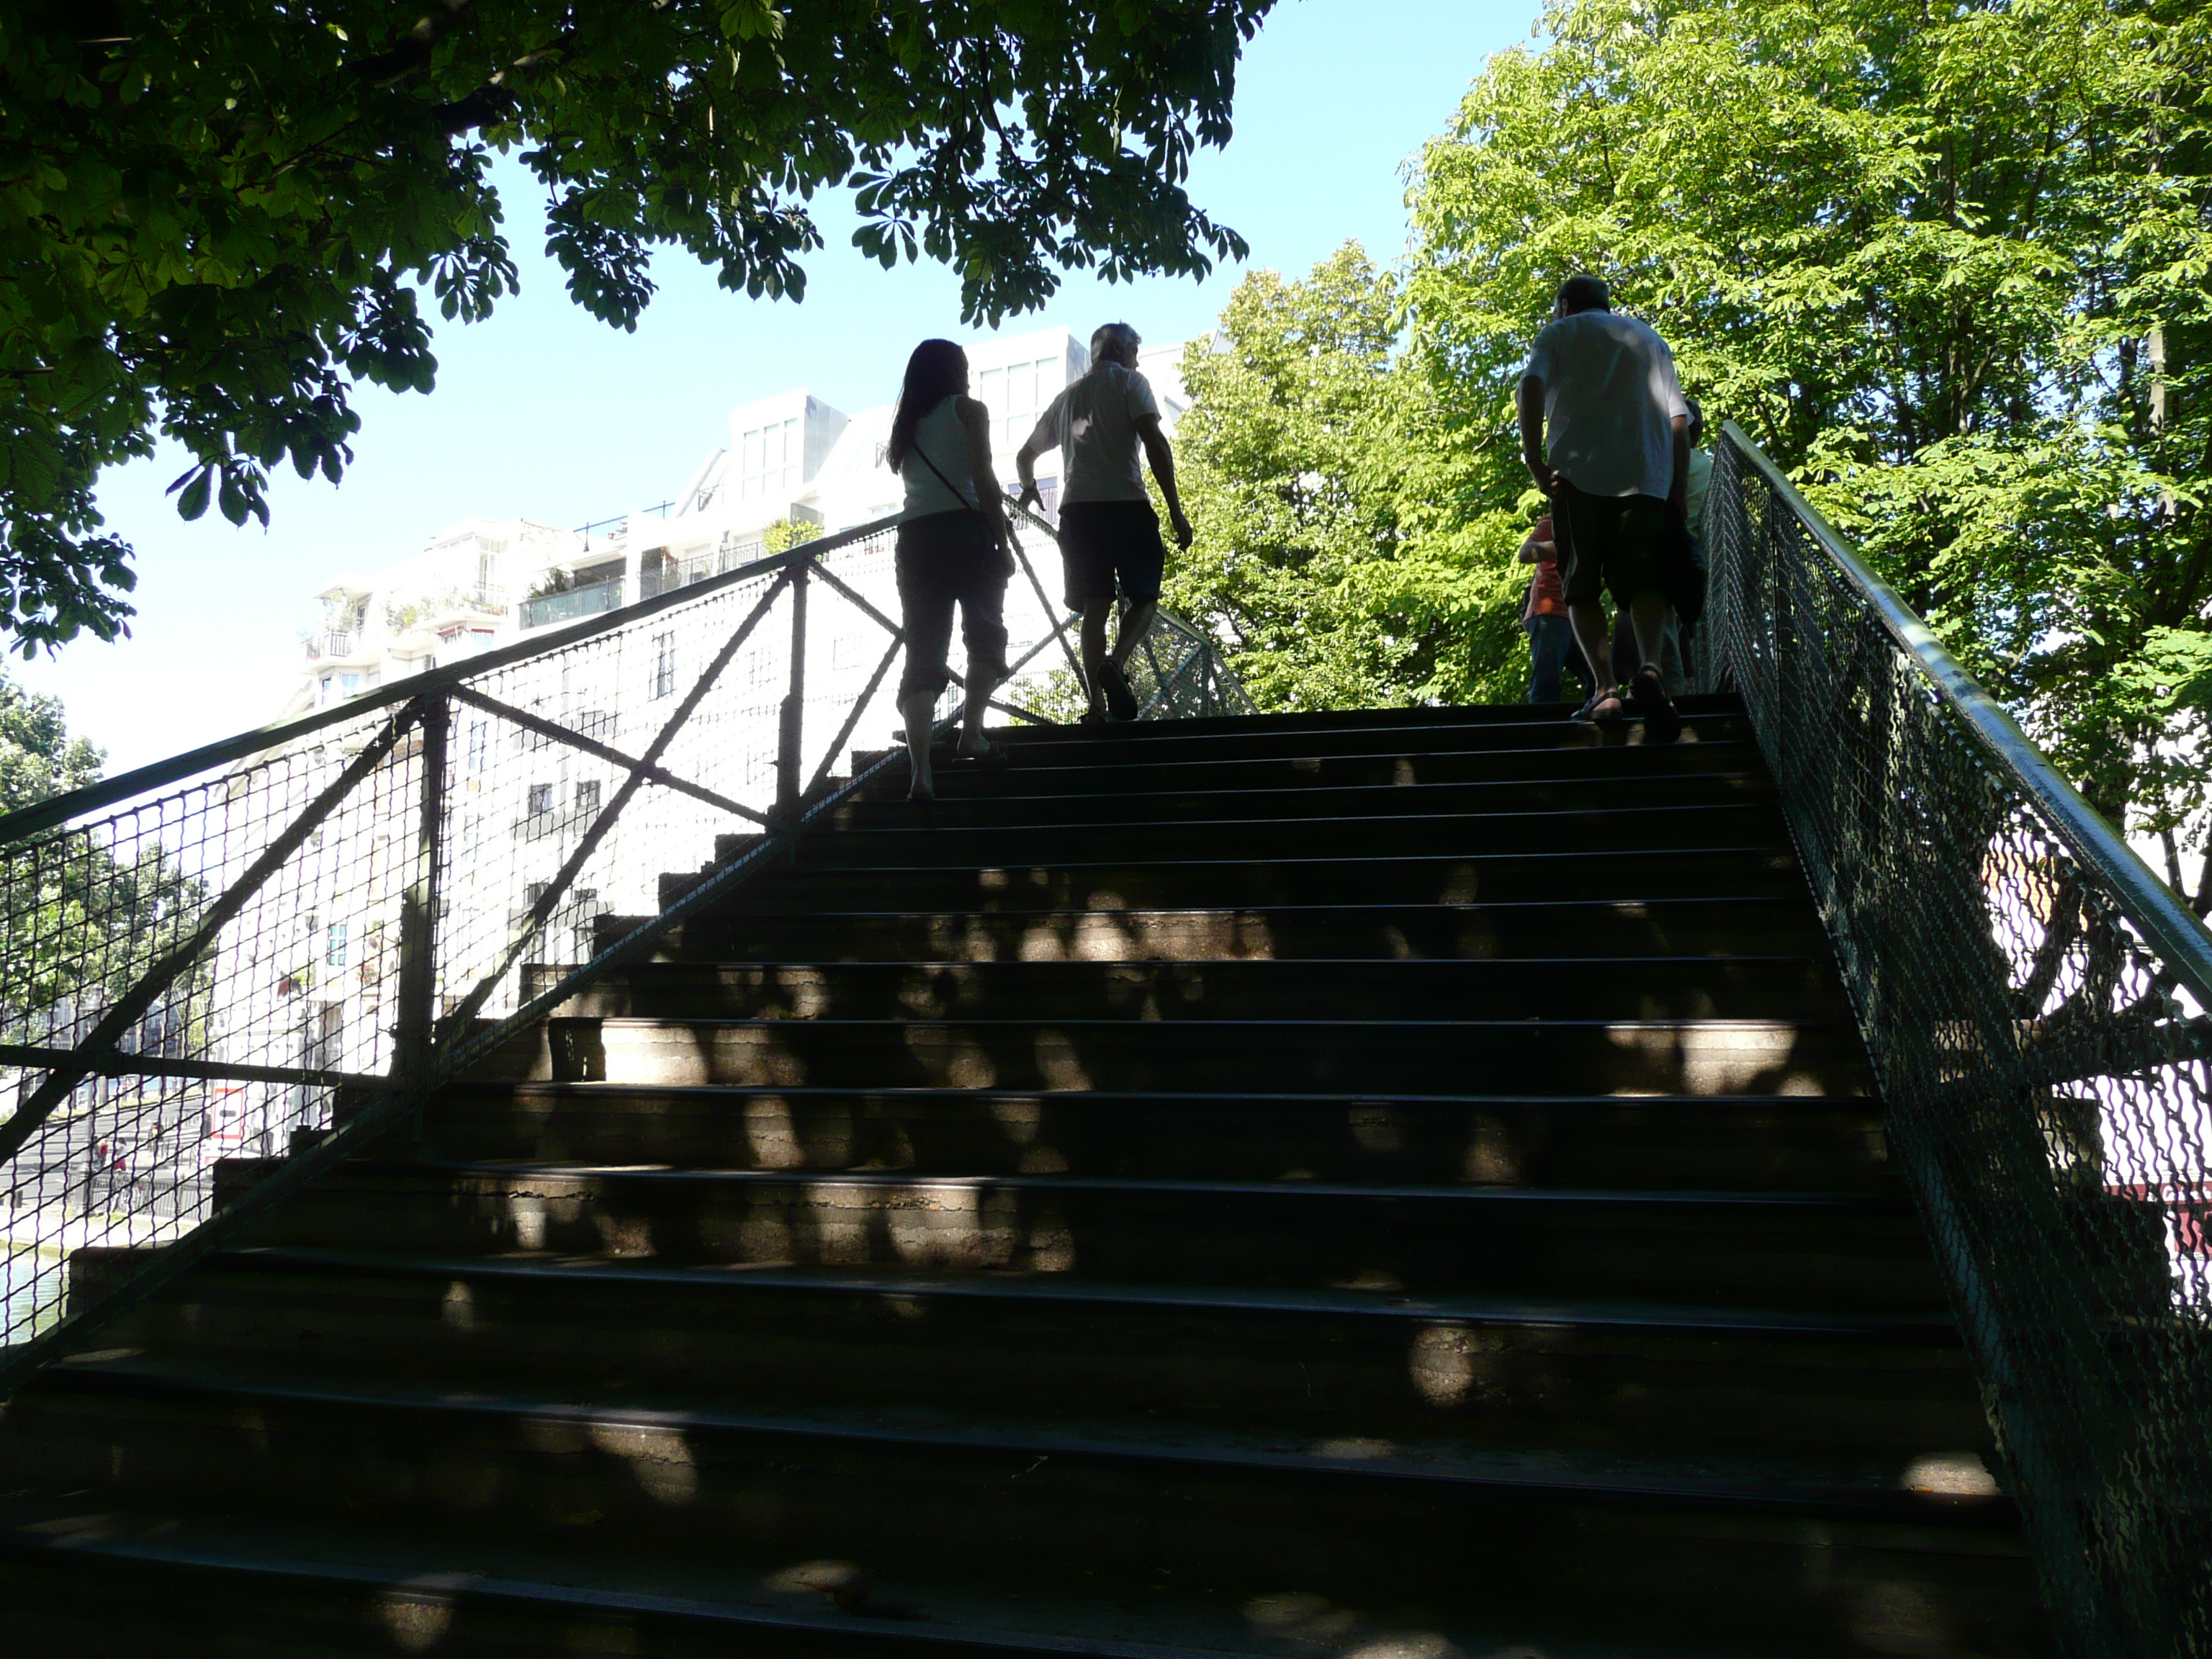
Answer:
[
  {"xmin": 434, "ymin": 570, "xmax": 793, "ymax": 1043},
  {"xmin": 807, "ymin": 559, "xmax": 904, "ymax": 640},
  {"xmin": 449, "ymin": 684, "xmax": 768, "ymax": 827},
  {"xmin": 806, "ymin": 633, "xmax": 905, "ymax": 798},
  {"xmin": 0, "ymin": 703, "xmax": 419, "ymax": 1165}
]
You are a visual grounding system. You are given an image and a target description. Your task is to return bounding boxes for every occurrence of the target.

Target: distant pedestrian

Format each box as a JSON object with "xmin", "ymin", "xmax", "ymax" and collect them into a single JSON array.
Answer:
[
  {"xmin": 1015, "ymin": 323, "xmax": 1195, "ymax": 724},
  {"xmin": 1517, "ymin": 274, "xmax": 1692, "ymax": 742},
  {"xmin": 1517, "ymin": 513, "xmax": 1595, "ymax": 703},
  {"xmin": 886, "ymin": 338, "xmax": 1013, "ymax": 801}
]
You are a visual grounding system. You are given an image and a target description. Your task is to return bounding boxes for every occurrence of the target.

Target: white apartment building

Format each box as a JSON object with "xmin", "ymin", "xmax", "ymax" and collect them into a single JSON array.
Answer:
[{"xmin": 279, "ymin": 326, "xmax": 1193, "ymax": 722}]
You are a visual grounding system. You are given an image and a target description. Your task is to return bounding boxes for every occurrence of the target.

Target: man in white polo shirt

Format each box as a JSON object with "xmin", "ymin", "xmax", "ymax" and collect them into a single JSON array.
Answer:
[
  {"xmin": 1516, "ymin": 274, "xmax": 1691, "ymax": 741},
  {"xmin": 1016, "ymin": 322, "xmax": 1195, "ymax": 724}
]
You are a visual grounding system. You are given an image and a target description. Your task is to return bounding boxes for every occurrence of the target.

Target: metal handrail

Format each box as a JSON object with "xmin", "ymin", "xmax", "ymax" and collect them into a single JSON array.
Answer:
[
  {"xmin": 0, "ymin": 513, "xmax": 904, "ymax": 848},
  {"xmin": 1722, "ymin": 421, "xmax": 2212, "ymax": 1006},
  {"xmin": 1706, "ymin": 423, "xmax": 2212, "ymax": 1659}
]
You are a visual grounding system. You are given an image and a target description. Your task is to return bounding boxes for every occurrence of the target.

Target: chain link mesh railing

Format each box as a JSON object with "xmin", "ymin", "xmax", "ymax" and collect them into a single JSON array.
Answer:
[
  {"xmin": 1699, "ymin": 423, "xmax": 2212, "ymax": 1659},
  {"xmin": 0, "ymin": 505, "xmax": 1245, "ymax": 1378}
]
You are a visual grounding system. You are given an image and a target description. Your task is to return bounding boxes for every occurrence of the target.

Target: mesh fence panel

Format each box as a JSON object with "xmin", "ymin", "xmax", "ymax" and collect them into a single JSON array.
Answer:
[
  {"xmin": 0, "ymin": 511, "xmax": 1240, "ymax": 1358},
  {"xmin": 1699, "ymin": 430, "xmax": 2212, "ymax": 1659}
]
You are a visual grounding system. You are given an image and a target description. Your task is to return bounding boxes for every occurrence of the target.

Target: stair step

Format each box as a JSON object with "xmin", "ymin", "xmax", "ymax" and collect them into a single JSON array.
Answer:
[
  {"xmin": 817, "ymin": 768, "xmax": 1775, "ymax": 832},
  {"xmin": 222, "ymin": 1162, "xmax": 1941, "ymax": 1308},
  {"xmin": 526, "ymin": 956, "xmax": 1853, "ymax": 1023},
  {"xmin": 927, "ymin": 710, "xmax": 1751, "ymax": 769},
  {"xmin": 98, "ymin": 1247, "xmax": 1987, "ymax": 1455},
  {"xmin": 775, "ymin": 804, "xmax": 1789, "ymax": 871},
  {"xmin": 883, "ymin": 734, "xmax": 1766, "ymax": 804},
  {"xmin": 599, "ymin": 896, "xmax": 1837, "ymax": 963},
  {"xmin": 0, "ymin": 1483, "xmax": 2043, "ymax": 1659},
  {"xmin": 525, "ymin": 1016, "xmax": 1871, "ymax": 1097},
  {"xmin": 692, "ymin": 847, "xmax": 1808, "ymax": 914},
  {"xmin": 9, "ymin": 1362, "xmax": 2028, "ymax": 1632},
  {"xmin": 427, "ymin": 1085, "xmax": 1897, "ymax": 1188}
]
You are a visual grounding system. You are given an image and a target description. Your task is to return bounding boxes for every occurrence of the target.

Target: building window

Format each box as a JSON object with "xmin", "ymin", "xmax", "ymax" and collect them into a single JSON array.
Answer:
[
  {"xmin": 526, "ymin": 783, "xmax": 554, "ymax": 816},
  {"xmin": 338, "ymin": 673, "xmax": 361, "ymax": 695},
  {"xmin": 739, "ymin": 416, "xmax": 801, "ymax": 501},
  {"xmin": 467, "ymin": 721, "xmax": 489, "ymax": 774},
  {"xmin": 979, "ymin": 357, "xmax": 1057, "ymax": 456},
  {"xmin": 325, "ymin": 922, "xmax": 348, "ymax": 968},
  {"xmin": 575, "ymin": 780, "xmax": 601, "ymax": 818},
  {"xmin": 652, "ymin": 633, "xmax": 676, "ymax": 700}
]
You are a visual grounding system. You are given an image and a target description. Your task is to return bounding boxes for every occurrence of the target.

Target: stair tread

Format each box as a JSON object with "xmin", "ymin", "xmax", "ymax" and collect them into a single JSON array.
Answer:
[
  {"xmin": 34, "ymin": 1356, "xmax": 2013, "ymax": 1521},
  {"xmin": 302, "ymin": 1161, "xmax": 1910, "ymax": 1210},
  {"xmin": 822, "ymin": 767, "xmax": 1773, "ymax": 811},
  {"xmin": 0, "ymin": 1495, "xmax": 1906, "ymax": 1659},
  {"xmin": 470, "ymin": 1082, "xmax": 1877, "ymax": 1107},
  {"xmin": 201, "ymin": 1244, "xmax": 1960, "ymax": 1339},
  {"xmin": 739, "ymin": 845, "xmax": 1794, "ymax": 876},
  {"xmin": 797, "ymin": 801, "xmax": 1785, "ymax": 840}
]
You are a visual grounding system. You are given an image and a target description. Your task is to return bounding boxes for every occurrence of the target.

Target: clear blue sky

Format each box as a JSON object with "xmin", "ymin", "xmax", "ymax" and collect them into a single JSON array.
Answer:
[{"xmin": 16, "ymin": 0, "xmax": 1540, "ymax": 775}]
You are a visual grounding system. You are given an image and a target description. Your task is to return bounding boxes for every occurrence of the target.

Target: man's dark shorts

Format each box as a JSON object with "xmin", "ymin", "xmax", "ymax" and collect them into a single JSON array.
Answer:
[
  {"xmin": 1058, "ymin": 500, "xmax": 1166, "ymax": 610},
  {"xmin": 1554, "ymin": 482, "xmax": 1667, "ymax": 607}
]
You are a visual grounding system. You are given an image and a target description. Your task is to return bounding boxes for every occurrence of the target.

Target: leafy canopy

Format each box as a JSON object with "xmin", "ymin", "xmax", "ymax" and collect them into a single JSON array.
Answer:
[
  {"xmin": 1166, "ymin": 244, "xmax": 1529, "ymax": 713},
  {"xmin": 1399, "ymin": 0, "xmax": 2212, "ymax": 900},
  {"xmin": 0, "ymin": 0, "xmax": 1276, "ymax": 655}
]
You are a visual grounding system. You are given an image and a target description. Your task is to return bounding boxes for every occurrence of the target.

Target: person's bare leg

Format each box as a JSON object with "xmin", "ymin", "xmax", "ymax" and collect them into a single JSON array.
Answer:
[
  {"xmin": 1566, "ymin": 599, "xmax": 1614, "ymax": 704},
  {"xmin": 899, "ymin": 690, "xmax": 937, "ymax": 799},
  {"xmin": 1109, "ymin": 598, "xmax": 1159, "ymax": 667},
  {"xmin": 1629, "ymin": 591, "xmax": 1673, "ymax": 682},
  {"xmin": 1079, "ymin": 598, "xmax": 1112, "ymax": 716},
  {"xmin": 957, "ymin": 673, "xmax": 994, "ymax": 755}
]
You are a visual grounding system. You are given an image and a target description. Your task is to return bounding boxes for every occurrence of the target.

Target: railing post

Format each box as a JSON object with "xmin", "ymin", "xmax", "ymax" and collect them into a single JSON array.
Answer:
[
  {"xmin": 392, "ymin": 695, "xmax": 449, "ymax": 1105},
  {"xmin": 776, "ymin": 559, "xmax": 809, "ymax": 819}
]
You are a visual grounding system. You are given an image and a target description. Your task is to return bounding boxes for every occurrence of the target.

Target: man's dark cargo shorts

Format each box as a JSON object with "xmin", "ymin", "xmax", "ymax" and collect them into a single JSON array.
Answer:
[
  {"xmin": 1058, "ymin": 500, "xmax": 1166, "ymax": 609},
  {"xmin": 1554, "ymin": 482, "xmax": 1666, "ymax": 607}
]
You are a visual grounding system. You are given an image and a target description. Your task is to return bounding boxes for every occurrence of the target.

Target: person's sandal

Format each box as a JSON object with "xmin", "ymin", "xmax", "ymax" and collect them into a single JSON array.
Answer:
[{"xmin": 1572, "ymin": 686, "xmax": 1627, "ymax": 724}]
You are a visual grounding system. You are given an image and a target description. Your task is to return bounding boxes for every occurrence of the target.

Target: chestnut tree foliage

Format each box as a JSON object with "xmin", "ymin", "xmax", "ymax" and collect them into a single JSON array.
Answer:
[
  {"xmin": 1166, "ymin": 245, "xmax": 1529, "ymax": 713},
  {"xmin": 0, "ymin": 0, "xmax": 1275, "ymax": 654}
]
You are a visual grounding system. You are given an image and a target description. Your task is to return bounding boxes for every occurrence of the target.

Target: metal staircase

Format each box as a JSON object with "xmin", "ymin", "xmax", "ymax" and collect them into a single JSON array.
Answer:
[
  {"xmin": 1, "ymin": 698, "xmax": 2049, "ymax": 1657},
  {"xmin": 0, "ymin": 432, "xmax": 2205, "ymax": 1657}
]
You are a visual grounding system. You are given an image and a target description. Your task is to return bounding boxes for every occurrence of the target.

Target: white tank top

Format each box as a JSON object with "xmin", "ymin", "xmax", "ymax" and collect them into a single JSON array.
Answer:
[{"xmin": 899, "ymin": 396, "xmax": 977, "ymax": 517}]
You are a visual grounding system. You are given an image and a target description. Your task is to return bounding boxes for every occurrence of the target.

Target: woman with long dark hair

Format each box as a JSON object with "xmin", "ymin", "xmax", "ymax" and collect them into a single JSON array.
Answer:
[{"xmin": 886, "ymin": 338, "xmax": 1012, "ymax": 800}]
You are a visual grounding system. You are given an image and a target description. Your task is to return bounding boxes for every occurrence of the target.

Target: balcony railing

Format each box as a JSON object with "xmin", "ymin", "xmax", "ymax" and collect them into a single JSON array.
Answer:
[
  {"xmin": 304, "ymin": 629, "xmax": 359, "ymax": 660},
  {"xmin": 518, "ymin": 577, "xmax": 621, "ymax": 631},
  {"xmin": 640, "ymin": 540, "xmax": 766, "ymax": 601}
]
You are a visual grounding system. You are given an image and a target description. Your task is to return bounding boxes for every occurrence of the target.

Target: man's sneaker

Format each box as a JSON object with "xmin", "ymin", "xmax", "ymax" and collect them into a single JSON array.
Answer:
[{"xmin": 1100, "ymin": 661, "xmax": 1140, "ymax": 721}]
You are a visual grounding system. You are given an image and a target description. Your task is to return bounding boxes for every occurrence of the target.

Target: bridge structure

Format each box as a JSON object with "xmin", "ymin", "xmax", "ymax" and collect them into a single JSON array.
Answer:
[{"xmin": 0, "ymin": 430, "xmax": 2203, "ymax": 1657}]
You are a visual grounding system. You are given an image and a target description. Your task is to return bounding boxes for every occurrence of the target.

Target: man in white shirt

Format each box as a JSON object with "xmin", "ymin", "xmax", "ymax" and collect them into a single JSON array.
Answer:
[
  {"xmin": 1017, "ymin": 323, "xmax": 1195, "ymax": 724},
  {"xmin": 1516, "ymin": 274, "xmax": 1691, "ymax": 738}
]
